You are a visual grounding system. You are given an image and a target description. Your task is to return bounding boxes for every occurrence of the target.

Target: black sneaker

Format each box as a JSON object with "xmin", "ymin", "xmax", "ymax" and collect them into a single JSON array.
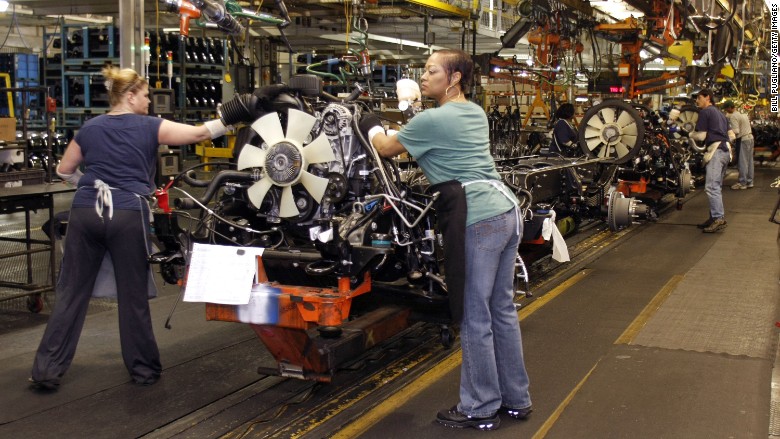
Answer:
[
  {"xmin": 436, "ymin": 406, "xmax": 500, "ymax": 431},
  {"xmin": 697, "ymin": 217, "xmax": 714, "ymax": 229},
  {"xmin": 502, "ymin": 405, "xmax": 533, "ymax": 420},
  {"xmin": 28, "ymin": 377, "xmax": 59, "ymax": 391}
]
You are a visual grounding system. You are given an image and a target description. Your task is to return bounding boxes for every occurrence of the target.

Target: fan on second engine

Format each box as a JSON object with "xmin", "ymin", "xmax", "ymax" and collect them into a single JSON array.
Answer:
[{"xmin": 237, "ymin": 109, "xmax": 337, "ymax": 217}]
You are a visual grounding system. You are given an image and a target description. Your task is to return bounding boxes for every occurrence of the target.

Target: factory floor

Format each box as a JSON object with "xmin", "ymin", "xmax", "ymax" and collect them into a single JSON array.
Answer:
[{"xmin": 0, "ymin": 164, "xmax": 778, "ymax": 439}]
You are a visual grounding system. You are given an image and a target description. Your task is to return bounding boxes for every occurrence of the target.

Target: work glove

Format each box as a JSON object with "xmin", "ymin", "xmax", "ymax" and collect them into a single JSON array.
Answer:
[
  {"xmin": 689, "ymin": 130, "xmax": 706, "ymax": 142},
  {"xmin": 204, "ymin": 119, "xmax": 229, "ymax": 139},
  {"xmin": 56, "ymin": 164, "xmax": 83, "ymax": 186},
  {"xmin": 359, "ymin": 113, "xmax": 384, "ymax": 146}
]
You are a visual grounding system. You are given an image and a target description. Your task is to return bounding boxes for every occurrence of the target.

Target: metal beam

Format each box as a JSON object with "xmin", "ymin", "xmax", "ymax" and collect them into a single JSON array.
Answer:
[{"xmin": 405, "ymin": 0, "xmax": 471, "ymax": 19}]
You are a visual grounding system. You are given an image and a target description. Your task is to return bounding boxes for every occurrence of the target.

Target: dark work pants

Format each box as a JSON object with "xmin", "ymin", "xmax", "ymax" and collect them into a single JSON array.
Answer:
[{"xmin": 31, "ymin": 207, "xmax": 161, "ymax": 385}]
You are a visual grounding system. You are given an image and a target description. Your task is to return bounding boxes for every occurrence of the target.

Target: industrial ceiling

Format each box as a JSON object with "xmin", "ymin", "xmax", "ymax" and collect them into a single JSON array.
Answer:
[{"xmin": 0, "ymin": 0, "xmax": 773, "ymax": 71}]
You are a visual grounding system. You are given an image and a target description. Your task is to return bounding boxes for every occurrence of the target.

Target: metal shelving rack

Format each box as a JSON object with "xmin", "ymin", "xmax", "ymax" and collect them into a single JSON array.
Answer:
[
  {"xmin": 148, "ymin": 31, "xmax": 228, "ymax": 123},
  {"xmin": 56, "ymin": 24, "xmax": 119, "ymax": 128}
]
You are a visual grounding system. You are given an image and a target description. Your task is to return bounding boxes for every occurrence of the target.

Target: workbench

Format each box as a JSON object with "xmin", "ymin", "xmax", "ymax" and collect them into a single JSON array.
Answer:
[{"xmin": 0, "ymin": 183, "xmax": 74, "ymax": 312}]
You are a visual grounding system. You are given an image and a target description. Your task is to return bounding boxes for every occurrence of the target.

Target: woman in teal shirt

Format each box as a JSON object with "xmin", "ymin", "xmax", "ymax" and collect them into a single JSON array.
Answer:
[{"xmin": 360, "ymin": 49, "xmax": 532, "ymax": 431}]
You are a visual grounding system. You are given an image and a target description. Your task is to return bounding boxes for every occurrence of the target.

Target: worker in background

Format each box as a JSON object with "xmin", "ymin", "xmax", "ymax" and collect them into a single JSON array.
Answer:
[
  {"xmin": 549, "ymin": 103, "xmax": 580, "ymax": 157},
  {"xmin": 690, "ymin": 88, "xmax": 732, "ymax": 233},
  {"xmin": 359, "ymin": 49, "xmax": 532, "ymax": 431},
  {"xmin": 29, "ymin": 66, "xmax": 230, "ymax": 391},
  {"xmin": 723, "ymin": 100, "xmax": 754, "ymax": 190}
]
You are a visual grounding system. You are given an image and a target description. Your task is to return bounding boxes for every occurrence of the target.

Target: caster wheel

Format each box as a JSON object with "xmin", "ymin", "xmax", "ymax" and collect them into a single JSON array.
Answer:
[
  {"xmin": 440, "ymin": 325, "xmax": 455, "ymax": 349},
  {"xmin": 27, "ymin": 295, "xmax": 43, "ymax": 313}
]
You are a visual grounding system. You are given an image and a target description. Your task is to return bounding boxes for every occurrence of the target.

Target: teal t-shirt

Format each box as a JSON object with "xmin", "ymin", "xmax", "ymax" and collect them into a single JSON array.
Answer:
[{"xmin": 396, "ymin": 101, "xmax": 515, "ymax": 226}]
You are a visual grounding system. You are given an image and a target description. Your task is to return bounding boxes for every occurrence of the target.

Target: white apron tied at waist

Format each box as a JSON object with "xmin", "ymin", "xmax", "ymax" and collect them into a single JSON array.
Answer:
[
  {"xmin": 462, "ymin": 179, "xmax": 522, "ymax": 237},
  {"xmin": 94, "ymin": 179, "xmax": 114, "ymax": 220}
]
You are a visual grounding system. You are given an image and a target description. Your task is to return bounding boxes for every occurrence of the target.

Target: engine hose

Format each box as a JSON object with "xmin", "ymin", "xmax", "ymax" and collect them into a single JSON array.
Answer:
[
  {"xmin": 174, "ymin": 170, "xmax": 255, "ymax": 209},
  {"xmin": 220, "ymin": 93, "xmax": 257, "ymax": 125},
  {"xmin": 320, "ymin": 91, "xmax": 341, "ymax": 102},
  {"xmin": 174, "ymin": 162, "xmax": 235, "ymax": 187},
  {"xmin": 351, "ymin": 110, "xmax": 402, "ymax": 199},
  {"xmin": 383, "ymin": 156, "xmax": 403, "ymax": 188},
  {"xmin": 516, "ymin": 187, "xmax": 533, "ymax": 213},
  {"xmin": 181, "ymin": 169, "xmax": 212, "ymax": 187}
]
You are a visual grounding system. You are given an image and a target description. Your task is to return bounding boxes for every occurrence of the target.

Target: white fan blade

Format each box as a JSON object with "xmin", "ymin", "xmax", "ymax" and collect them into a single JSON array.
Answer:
[
  {"xmin": 587, "ymin": 117, "xmax": 604, "ymax": 129},
  {"xmin": 616, "ymin": 111, "xmax": 634, "ymax": 128},
  {"xmin": 279, "ymin": 186, "xmax": 300, "ymax": 217},
  {"xmin": 621, "ymin": 123, "xmax": 638, "ymax": 136},
  {"xmin": 623, "ymin": 134, "xmax": 638, "ymax": 146},
  {"xmin": 584, "ymin": 126, "xmax": 602, "ymax": 139},
  {"xmin": 303, "ymin": 134, "xmax": 336, "ymax": 164},
  {"xmin": 601, "ymin": 145, "xmax": 612, "ymax": 158},
  {"xmin": 237, "ymin": 144, "xmax": 267, "ymax": 171},
  {"xmin": 285, "ymin": 110, "xmax": 317, "ymax": 147},
  {"xmin": 300, "ymin": 171, "xmax": 330, "ymax": 203},
  {"xmin": 615, "ymin": 142, "xmax": 630, "ymax": 158},
  {"xmin": 600, "ymin": 107, "xmax": 615, "ymax": 123},
  {"xmin": 247, "ymin": 176, "xmax": 273, "ymax": 209},
  {"xmin": 679, "ymin": 111, "xmax": 697, "ymax": 124},
  {"xmin": 251, "ymin": 113, "xmax": 285, "ymax": 146},
  {"xmin": 586, "ymin": 138, "xmax": 602, "ymax": 151}
]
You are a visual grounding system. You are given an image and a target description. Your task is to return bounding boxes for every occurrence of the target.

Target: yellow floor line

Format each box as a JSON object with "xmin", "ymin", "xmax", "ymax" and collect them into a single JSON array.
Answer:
[
  {"xmin": 614, "ymin": 274, "xmax": 684, "ymax": 345},
  {"xmin": 532, "ymin": 274, "xmax": 685, "ymax": 438},
  {"xmin": 518, "ymin": 270, "xmax": 592, "ymax": 319},
  {"xmin": 531, "ymin": 361, "xmax": 600, "ymax": 439},
  {"xmin": 332, "ymin": 269, "xmax": 592, "ymax": 439}
]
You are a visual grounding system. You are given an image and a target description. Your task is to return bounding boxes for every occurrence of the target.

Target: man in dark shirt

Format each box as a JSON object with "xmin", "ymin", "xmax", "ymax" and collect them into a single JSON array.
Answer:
[{"xmin": 690, "ymin": 89, "xmax": 731, "ymax": 233}]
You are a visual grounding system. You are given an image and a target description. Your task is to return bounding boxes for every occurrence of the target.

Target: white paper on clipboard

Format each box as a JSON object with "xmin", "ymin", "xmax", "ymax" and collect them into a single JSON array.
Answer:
[{"xmin": 182, "ymin": 243, "xmax": 265, "ymax": 304}]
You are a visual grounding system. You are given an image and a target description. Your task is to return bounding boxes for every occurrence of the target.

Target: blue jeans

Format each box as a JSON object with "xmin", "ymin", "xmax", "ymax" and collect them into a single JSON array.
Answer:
[
  {"xmin": 737, "ymin": 137, "xmax": 754, "ymax": 186},
  {"xmin": 705, "ymin": 148, "xmax": 730, "ymax": 219},
  {"xmin": 458, "ymin": 208, "xmax": 532, "ymax": 417}
]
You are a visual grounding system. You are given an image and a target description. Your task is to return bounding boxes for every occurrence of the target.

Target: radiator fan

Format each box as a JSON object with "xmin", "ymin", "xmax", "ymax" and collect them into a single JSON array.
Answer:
[
  {"xmin": 237, "ymin": 109, "xmax": 336, "ymax": 217},
  {"xmin": 676, "ymin": 105, "xmax": 699, "ymax": 134},
  {"xmin": 579, "ymin": 100, "xmax": 644, "ymax": 164}
]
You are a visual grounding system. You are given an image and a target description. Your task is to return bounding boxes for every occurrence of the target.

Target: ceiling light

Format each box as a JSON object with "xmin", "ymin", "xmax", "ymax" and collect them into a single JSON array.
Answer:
[
  {"xmin": 319, "ymin": 33, "xmax": 448, "ymax": 51},
  {"xmin": 47, "ymin": 14, "xmax": 112, "ymax": 24},
  {"xmin": 0, "ymin": 1, "xmax": 10, "ymax": 13}
]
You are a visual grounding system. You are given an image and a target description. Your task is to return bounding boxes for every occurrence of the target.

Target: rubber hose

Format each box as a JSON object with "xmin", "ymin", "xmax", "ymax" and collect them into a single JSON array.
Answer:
[
  {"xmin": 174, "ymin": 170, "xmax": 255, "ymax": 208},
  {"xmin": 220, "ymin": 93, "xmax": 257, "ymax": 125}
]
